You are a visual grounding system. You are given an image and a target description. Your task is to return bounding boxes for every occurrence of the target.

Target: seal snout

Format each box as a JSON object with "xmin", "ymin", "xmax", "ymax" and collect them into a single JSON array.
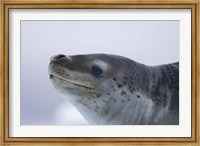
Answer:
[{"xmin": 49, "ymin": 54, "xmax": 73, "ymax": 77}]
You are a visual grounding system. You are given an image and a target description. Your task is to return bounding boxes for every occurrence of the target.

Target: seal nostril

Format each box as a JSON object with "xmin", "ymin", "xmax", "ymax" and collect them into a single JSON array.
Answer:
[{"xmin": 55, "ymin": 54, "xmax": 66, "ymax": 60}]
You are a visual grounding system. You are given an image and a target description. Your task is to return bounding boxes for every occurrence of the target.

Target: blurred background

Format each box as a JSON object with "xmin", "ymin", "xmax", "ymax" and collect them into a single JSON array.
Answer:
[{"xmin": 20, "ymin": 21, "xmax": 179, "ymax": 125}]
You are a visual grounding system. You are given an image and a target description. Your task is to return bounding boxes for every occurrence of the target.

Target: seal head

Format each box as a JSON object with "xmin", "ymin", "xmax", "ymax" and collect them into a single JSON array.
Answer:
[{"xmin": 48, "ymin": 54, "xmax": 179, "ymax": 125}]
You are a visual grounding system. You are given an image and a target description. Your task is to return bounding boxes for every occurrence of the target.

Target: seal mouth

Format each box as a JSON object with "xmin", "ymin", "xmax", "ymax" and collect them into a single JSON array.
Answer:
[{"xmin": 49, "ymin": 73, "xmax": 94, "ymax": 90}]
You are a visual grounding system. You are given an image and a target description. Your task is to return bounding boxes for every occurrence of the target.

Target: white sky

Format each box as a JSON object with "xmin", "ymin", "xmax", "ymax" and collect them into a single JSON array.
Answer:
[{"xmin": 20, "ymin": 20, "xmax": 179, "ymax": 125}]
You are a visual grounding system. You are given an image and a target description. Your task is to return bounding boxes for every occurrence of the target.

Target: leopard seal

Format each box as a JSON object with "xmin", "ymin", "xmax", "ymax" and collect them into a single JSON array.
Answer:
[{"xmin": 48, "ymin": 54, "xmax": 179, "ymax": 125}]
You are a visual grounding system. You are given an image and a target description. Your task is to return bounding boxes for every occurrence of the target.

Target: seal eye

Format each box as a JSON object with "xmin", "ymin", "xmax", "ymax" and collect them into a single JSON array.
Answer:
[{"xmin": 91, "ymin": 65, "xmax": 103, "ymax": 77}]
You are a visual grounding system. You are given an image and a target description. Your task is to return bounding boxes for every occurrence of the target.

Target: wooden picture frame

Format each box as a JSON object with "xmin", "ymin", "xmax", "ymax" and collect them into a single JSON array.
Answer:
[{"xmin": 0, "ymin": 0, "xmax": 199, "ymax": 145}]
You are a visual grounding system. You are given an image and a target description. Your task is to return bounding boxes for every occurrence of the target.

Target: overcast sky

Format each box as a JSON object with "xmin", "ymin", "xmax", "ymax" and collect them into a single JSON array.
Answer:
[{"xmin": 20, "ymin": 20, "xmax": 179, "ymax": 125}]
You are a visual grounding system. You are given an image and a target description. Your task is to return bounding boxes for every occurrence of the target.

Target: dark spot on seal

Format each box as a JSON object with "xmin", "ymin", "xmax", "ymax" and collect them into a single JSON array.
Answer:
[
  {"xmin": 118, "ymin": 84, "xmax": 123, "ymax": 88},
  {"xmin": 49, "ymin": 74, "xmax": 54, "ymax": 79},
  {"xmin": 104, "ymin": 109, "xmax": 108, "ymax": 114},
  {"xmin": 130, "ymin": 81, "xmax": 133, "ymax": 85},
  {"xmin": 123, "ymin": 76, "xmax": 128, "ymax": 80},
  {"xmin": 112, "ymin": 77, "xmax": 116, "ymax": 81},
  {"xmin": 128, "ymin": 86, "xmax": 135, "ymax": 94},
  {"xmin": 123, "ymin": 81, "xmax": 126, "ymax": 85},
  {"xmin": 109, "ymin": 97, "xmax": 117, "ymax": 103},
  {"xmin": 121, "ymin": 91, "xmax": 126, "ymax": 96},
  {"xmin": 107, "ymin": 93, "xmax": 110, "ymax": 95},
  {"xmin": 156, "ymin": 101, "xmax": 159, "ymax": 105},
  {"xmin": 96, "ymin": 93, "xmax": 101, "ymax": 98},
  {"xmin": 137, "ymin": 94, "xmax": 140, "ymax": 98},
  {"xmin": 102, "ymin": 99, "xmax": 106, "ymax": 103}
]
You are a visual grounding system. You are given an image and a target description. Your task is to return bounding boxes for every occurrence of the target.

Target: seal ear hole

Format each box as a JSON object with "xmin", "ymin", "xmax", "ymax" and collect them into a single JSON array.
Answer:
[{"xmin": 91, "ymin": 65, "xmax": 104, "ymax": 77}]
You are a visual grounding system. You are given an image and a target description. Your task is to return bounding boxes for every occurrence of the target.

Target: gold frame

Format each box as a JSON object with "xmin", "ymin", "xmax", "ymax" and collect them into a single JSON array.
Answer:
[{"xmin": 0, "ymin": 0, "xmax": 199, "ymax": 145}]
